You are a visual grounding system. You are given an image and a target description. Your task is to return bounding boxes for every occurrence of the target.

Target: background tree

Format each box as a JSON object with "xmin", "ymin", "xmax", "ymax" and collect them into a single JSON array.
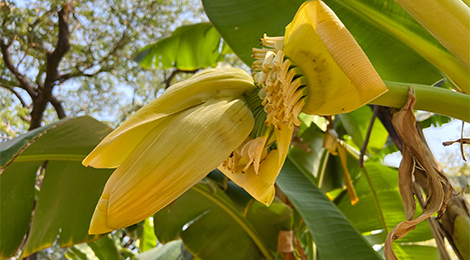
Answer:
[{"xmin": 0, "ymin": 0, "xmax": 205, "ymax": 136}]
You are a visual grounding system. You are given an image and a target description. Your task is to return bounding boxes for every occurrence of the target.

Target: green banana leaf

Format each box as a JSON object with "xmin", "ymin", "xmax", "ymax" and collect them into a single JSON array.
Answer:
[
  {"xmin": 135, "ymin": 23, "xmax": 228, "ymax": 70},
  {"xmin": 202, "ymin": 0, "xmax": 466, "ymax": 89},
  {"xmin": 0, "ymin": 119, "xmax": 61, "ymax": 166},
  {"xmin": 392, "ymin": 245, "xmax": 440, "ymax": 260},
  {"xmin": 153, "ymin": 177, "xmax": 293, "ymax": 260},
  {"xmin": 336, "ymin": 162, "xmax": 433, "ymax": 243},
  {"xmin": 0, "ymin": 116, "xmax": 114, "ymax": 258},
  {"xmin": 277, "ymin": 157, "xmax": 382, "ymax": 260},
  {"xmin": 0, "ymin": 161, "xmax": 41, "ymax": 258}
]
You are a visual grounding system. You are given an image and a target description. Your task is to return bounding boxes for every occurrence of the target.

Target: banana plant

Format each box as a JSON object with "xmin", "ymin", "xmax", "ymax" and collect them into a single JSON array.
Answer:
[{"xmin": 1, "ymin": 0, "xmax": 469, "ymax": 259}]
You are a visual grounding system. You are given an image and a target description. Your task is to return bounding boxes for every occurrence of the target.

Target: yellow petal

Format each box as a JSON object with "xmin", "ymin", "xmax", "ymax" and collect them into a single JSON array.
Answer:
[
  {"xmin": 89, "ymin": 98, "xmax": 254, "ymax": 234},
  {"xmin": 284, "ymin": 0, "xmax": 387, "ymax": 115},
  {"xmin": 274, "ymin": 126, "xmax": 294, "ymax": 164},
  {"xmin": 219, "ymin": 149, "xmax": 282, "ymax": 206},
  {"xmin": 83, "ymin": 68, "xmax": 255, "ymax": 169}
]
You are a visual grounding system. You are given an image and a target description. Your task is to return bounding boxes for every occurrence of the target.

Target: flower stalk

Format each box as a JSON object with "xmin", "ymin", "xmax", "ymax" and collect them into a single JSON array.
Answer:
[{"xmin": 370, "ymin": 81, "xmax": 470, "ymax": 122}]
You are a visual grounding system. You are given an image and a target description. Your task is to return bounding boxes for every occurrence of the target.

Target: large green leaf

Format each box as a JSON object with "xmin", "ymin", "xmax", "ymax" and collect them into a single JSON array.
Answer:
[
  {"xmin": 392, "ymin": 245, "xmax": 439, "ymax": 260},
  {"xmin": 0, "ymin": 116, "xmax": 114, "ymax": 258},
  {"xmin": 0, "ymin": 120, "xmax": 62, "ymax": 167},
  {"xmin": 276, "ymin": 157, "xmax": 382, "ymax": 260},
  {"xmin": 135, "ymin": 23, "xmax": 225, "ymax": 70},
  {"xmin": 153, "ymin": 178, "xmax": 292, "ymax": 260},
  {"xmin": 336, "ymin": 162, "xmax": 433, "ymax": 243},
  {"xmin": 0, "ymin": 161, "xmax": 41, "ymax": 258},
  {"xmin": 201, "ymin": 0, "xmax": 302, "ymax": 65},
  {"xmin": 202, "ymin": 0, "xmax": 465, "ymax": 87}
]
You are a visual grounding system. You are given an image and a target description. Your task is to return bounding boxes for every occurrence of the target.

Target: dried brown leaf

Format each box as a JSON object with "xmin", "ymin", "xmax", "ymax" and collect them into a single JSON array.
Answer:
[
  {"xmin": 398, "ymin": 146, "xmax": 416, "ymax": 221},
  {"xmin": 277, "ymin": 230, "xmax": 294, "ymax": 253},
  {"xmin": 385, "ymin": 88, "xmax": 452, "ymax": 260}
]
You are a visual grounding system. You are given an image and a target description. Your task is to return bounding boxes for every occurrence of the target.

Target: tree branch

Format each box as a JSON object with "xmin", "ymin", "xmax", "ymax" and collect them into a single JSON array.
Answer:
[
  {"xmin": 29, "ymin": 1, "xmax": 74, "ymax": 130},
  {"xmin": 0, "ymin": 39, "xmax": 37, "ymax": 100},
  {"xmin": 164, "ymin": 68, "xmax": 200, "ymax": 89},
  {"xmin": 56, "ymin": 68, "xmax": 106, "ymax": 84},
  {"xmin": 49, "ymin": 95, "xmax": 66, "ymax": 119},
  {"xmin": 0, "ymin": 84, "xmax": 28, "ymax": 108}
]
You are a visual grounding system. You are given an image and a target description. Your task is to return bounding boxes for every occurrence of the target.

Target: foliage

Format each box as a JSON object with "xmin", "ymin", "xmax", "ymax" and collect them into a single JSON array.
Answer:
[
  {"xmin": 1, "ymin": 0, "xmax": 469, "ymax": 259},
  {"xmin": 0, "ymin": 0, "xmax": 206, "ymax": 134}
]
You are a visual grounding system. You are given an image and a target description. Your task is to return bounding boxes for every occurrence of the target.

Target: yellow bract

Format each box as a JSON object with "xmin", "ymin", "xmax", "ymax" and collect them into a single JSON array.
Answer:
[
  {"xmin": 84, "ymin": 69, "xmax": 256, "ymax": 234},
  {"xmin": 218, "ymin": 126, "xmax": 293, "ymax": 205},
  {"xmin": 83, "ymin": 68, "xmax": 256, "ymax": 169},
  {"xmin": 283, "ymin": 0, "xmax": 388, "ymax": 115},
  {"xmin": 219, "ymin": 150, "xmax": 281, "ymax": 206}
]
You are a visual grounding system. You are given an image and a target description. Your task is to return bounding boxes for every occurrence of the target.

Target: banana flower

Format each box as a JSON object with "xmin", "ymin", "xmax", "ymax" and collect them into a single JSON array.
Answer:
[{"xmin": 84, "ymin": 0, "xmax": 387, "ymax": 234}]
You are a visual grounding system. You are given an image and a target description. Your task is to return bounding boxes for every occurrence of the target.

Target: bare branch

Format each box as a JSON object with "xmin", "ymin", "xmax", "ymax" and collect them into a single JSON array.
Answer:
[
  {"xmin": 164, "ymin": 68, "xmax": 200, "ymax": 89},
  {"xmin": 30, "ymin": 42, "xmax": 50, "ymax": 53},
  {"xmin": 56, "ymin": 68, "xmax": 106, "ymax": 84},
  {"xmin": 0, "ymin": 84, "xmax": 28, "ymax": 108},
  {"xmin": 0, "ymin": 40, "xmax": 38, "ymax": 100},
  {"xmin": 49, "ymin": 95, "xmax": 66, "ymax": 119}
]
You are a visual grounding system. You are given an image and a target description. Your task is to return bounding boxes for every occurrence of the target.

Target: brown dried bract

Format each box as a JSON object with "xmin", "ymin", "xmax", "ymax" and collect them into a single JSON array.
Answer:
[
  {"xmin": 384, "ymin": 88, "xmax": 452, "ymax": 260},
  {"xmin": 277, "ymin": 230, "xmax": 296, "ymax": 260}
]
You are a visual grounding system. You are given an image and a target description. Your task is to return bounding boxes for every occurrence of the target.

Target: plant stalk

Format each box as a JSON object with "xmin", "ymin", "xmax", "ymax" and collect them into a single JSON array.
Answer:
[{"xmin": 370, "ymin": 81, "xmax": 470, "ymax": 122}]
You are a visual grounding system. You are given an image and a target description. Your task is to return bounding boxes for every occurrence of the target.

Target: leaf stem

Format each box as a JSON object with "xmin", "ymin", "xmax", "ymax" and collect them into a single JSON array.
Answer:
[{"xmin": 370, "ymin": 81, "xmax": 470, "ymax": 122}]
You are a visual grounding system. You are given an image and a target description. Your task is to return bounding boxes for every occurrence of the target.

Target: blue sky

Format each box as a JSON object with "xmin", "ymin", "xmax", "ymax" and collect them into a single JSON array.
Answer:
[{"xmin": 385, "ymin": 119, "xmax": 469, "ymax": 169}]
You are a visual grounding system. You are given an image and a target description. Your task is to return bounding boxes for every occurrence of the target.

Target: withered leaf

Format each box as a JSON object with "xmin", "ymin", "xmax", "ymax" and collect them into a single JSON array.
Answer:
[{"xmin": 385, "ymin": 88, "xmax": 451, "ymax": 260}]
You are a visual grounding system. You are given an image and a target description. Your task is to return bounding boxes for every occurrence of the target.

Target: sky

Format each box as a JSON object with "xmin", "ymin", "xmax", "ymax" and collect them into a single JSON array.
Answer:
[{"xmin": 384, "ymin": 119, "xmax": 469, "ymax": 169}]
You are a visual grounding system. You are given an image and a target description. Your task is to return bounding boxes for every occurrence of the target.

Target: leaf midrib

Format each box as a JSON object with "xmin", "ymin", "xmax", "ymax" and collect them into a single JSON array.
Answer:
[{"xmin": 12, "ymin": 154, "xmax": 86, "ymax": 162}]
